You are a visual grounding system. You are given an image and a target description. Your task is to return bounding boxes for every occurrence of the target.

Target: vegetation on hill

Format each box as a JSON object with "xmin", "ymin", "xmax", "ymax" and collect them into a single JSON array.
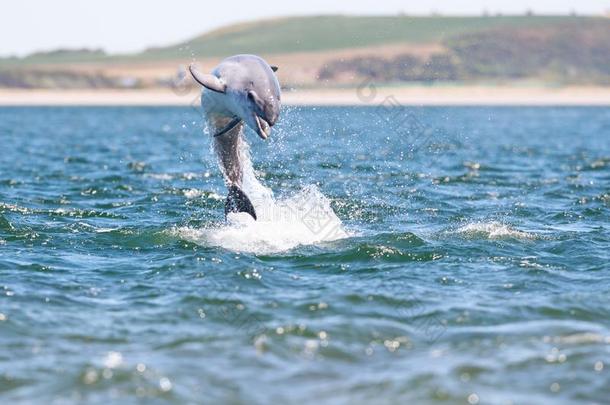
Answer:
[
  {"xmin": 1, "ymin": 15, "xmax": 597, "ymax": 65},
  {"xmin": 0, "ymin": 69, "xmax": 141, "ymax": 89},
  {"xmin": 449, "ymin": 20, "xmax": 610, "ymax": 83},
  {"xmin": 318, "ymin": 19, "xmax": 610, "ymax": 85},
  {"xmin": 140, "ymin": 15, "xmax": 593, "ymax": 59},
  {"xmin": 319, "ymin": 54, "xmax": 459, "ymax": 83},
  {"xmin": 1, "ymin": 15, "xmax": 609, "ymax": 88},
  {"xmin": 0, "ymin": 49, "xmax": 109, "ymax": 67}
]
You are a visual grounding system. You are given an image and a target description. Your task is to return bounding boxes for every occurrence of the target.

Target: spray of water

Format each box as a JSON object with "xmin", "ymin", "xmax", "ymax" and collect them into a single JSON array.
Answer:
[{"xmin": 175, "ymin": 132, "xmax": 348, "ymax": 254}]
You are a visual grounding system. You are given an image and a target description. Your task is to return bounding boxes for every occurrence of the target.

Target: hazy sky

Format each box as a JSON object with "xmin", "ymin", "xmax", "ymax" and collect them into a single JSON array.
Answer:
[{"xmin": 1, "ymin": 0, "xmax": 607, "ymax": 57}]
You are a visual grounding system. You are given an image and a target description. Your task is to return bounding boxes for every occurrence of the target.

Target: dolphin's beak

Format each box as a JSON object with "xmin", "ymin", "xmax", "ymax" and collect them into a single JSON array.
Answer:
[{"xmin": 254, "ymin": 114, "xmax": 271, "ymax": 140}]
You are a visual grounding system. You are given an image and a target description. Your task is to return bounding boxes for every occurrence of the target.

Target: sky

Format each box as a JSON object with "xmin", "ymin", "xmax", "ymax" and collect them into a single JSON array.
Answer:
[{"xmin": 1, "ymin": 0, "xmax": 607, "ymax": 57}]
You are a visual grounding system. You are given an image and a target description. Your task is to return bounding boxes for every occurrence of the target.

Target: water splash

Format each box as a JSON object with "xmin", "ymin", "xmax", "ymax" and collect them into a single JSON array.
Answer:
[
  {"xmin": 175, "ymin": 132, "xmax": 348, "ymax": 254},
  {"xmin": 176, "ymin": 185, "xmax": 347, "ymax": 254}
]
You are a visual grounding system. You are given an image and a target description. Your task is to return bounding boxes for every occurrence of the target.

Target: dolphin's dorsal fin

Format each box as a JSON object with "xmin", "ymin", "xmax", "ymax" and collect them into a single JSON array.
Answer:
[
  {"xmin": 270, "ymin": 65, "xmax": 279, "ymax": 72},
  {"xmin": 225, "ymin": 185, "xmax": 257, "ymax": 220},
  {"xmin": 189, "ymin": 64, "xmax": 226, "ymax": 93}
]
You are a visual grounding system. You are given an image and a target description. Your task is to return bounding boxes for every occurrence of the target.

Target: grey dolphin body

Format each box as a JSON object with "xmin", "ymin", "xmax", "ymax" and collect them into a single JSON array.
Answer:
[{"xmin": 190, "ymin": 54, "xmax": 281, "ymax": 220}]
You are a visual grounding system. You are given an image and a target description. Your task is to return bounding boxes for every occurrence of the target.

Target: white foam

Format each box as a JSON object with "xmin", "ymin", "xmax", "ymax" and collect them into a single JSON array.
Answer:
[
  {"xmin": 453, "ymin": 221, "xmax": 536, "ymax": 240},
  {"xmin": 175, "ymin": 132, "xmax": 348, "ymax": 254},
  {"xmin": 145, "ymin": 173, "xmax": 174, "ymax": 181},
  {"xmin": 175, "ymin": 185, "xmax": 348, "ymax": 254},
  {"xmin": 183, "ymin": 188, "xmax": 203, "ymax": 199}
]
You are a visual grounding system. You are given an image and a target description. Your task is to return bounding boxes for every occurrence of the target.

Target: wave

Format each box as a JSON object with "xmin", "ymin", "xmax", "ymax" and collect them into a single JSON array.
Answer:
[
  {"xmin": 451, "ymin": 221, "xmax": 536, "ymax": 240},
  {"xmin": 0, "ymin": 202, "xmax": 124, "ymax": 219},
  {"xmin": 0, "ymin": 214, "xmax": 14, "ymax": 232}
]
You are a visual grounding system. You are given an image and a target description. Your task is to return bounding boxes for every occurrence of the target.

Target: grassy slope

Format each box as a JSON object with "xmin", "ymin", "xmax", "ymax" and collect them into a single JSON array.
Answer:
[
  {"xmin": 141, "ymin": 15, "xmax": 589, "ymax": 59},
  {"xmin": 1, "ymin": 15, "xmax": 598, "ymax": 67}
]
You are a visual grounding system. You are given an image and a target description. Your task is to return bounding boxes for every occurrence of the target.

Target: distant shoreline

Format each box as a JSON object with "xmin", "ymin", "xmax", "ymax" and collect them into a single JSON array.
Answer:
[{"xmin": 1, "ymin": 86, "xmax": 610, "ymax": 106}]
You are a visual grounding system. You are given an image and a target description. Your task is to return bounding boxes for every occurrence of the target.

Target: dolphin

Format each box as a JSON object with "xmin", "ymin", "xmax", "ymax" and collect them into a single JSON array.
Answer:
[{"xmin": 189, "ymin": 54, "xmax": 281, "ymax": 221}]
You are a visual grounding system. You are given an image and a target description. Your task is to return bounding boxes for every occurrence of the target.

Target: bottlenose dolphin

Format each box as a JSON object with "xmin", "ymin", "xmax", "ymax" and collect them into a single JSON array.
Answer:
[{"xmin": 190, "ymin": 54, "xmax": 281, "ymax": 220}]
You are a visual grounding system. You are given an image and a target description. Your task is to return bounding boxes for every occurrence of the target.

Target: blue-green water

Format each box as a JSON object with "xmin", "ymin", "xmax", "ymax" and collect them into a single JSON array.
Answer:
[{"xmin": 1, "ymin": 106, "xmax": 609, "ymax": 404}]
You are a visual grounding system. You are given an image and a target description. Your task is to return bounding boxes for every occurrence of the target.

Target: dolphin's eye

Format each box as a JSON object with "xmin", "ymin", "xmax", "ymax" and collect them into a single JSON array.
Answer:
[{"xmin": 247, "ymin": 91, "xmax": 258, "ymax": 105}]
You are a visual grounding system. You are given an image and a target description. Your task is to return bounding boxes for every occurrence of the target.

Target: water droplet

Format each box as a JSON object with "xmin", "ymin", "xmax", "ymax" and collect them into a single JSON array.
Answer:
[
  {"xmin": 83, "ymin": 368, "xmax": 98, "ymax": 385},
  {"xmin": 159, "ymin": 377, "xmax": 172, "ymax": 392},
  {"xmin": 467, "ymin": 393, "xmax": 479, "ymax": 404},
  {"xmin": 103, "ymin": 351, "xmax": 123, "ymax": 369}
]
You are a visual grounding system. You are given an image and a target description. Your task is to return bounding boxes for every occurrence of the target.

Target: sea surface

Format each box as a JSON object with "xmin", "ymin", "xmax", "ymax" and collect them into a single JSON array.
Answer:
[{"xmin": 1, "ymin": 106, "xmax": 609, "ymax": 404}]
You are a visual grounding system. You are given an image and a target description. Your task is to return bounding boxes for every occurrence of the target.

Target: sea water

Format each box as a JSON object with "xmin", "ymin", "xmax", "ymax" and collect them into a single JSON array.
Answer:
[{"xmin": 0, "ymin": 106, "xmax": 609, "ymax": 404}]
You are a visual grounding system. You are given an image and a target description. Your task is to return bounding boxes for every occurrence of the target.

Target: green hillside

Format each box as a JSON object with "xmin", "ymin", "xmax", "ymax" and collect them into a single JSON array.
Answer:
[
  {"xmin": 2, "ymin": 14, "xmax": 609, "ymax": 87},
  {"xmin": 318, "ymin": 18, "xmax": 610, "ymax": 85},
  {"xmin": 1, "ymin": 14, "xmax": 602, "ymax": 67},
  {"xmin": 141, "ymin": 15, "xmax": 593, "ymax": 59}
]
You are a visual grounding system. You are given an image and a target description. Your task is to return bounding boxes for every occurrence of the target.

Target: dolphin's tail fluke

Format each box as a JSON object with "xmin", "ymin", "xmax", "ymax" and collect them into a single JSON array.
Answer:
[{"xmin": 225, "ymin": 185, "xmax": 257, "ymax": 220}]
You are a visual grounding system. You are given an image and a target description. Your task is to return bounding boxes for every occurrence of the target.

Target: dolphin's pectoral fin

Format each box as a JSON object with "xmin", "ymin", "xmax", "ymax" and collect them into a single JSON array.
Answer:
[
  {"xmin": 225, "ymin": 185, "xmax": 257, "ymax": 220},
  {"xmin": 189, "ymin": 64, "xmax": 226, "ymax": 93}
]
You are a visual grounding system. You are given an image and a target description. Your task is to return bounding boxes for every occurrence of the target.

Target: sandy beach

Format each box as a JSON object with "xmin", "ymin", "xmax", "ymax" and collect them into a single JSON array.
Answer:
[{"xmin": 1, "ymin": 86, "xmax": 610, "ymax": 106}]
